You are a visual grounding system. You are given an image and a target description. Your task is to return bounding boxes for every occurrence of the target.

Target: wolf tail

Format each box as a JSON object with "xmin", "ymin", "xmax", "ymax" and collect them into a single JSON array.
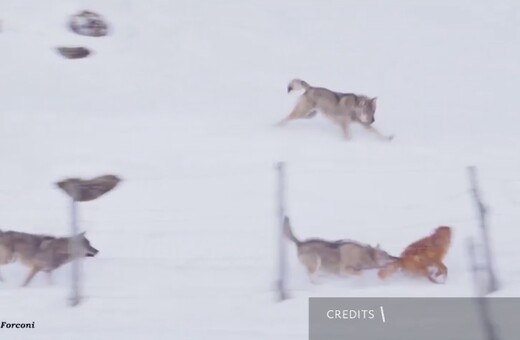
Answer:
[
  {"xmin": 283, "ymin": 216, "xmax": 301, "ymax": 245},
  {"xmin": 287, "ymin": 79, "xmax": 310, "ymax": 93}
]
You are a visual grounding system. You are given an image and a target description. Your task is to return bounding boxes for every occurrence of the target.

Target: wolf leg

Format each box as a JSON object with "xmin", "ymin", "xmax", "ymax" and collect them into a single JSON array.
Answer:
[
  {"xmin": 341, "ymin": 116, "xmax": 352, "ymax": 140},
  {"xmin": 341, "ymin": 266, "xmax": 362, "ymax": 276},
  {"xmin": 363, "ymin": 125, "xmax": 394, "ymax": 141},
  {"xmin": 299, "ymin": 253, "xmax": 321, "ymax": 284},
  {"xmin": 22, "ymin": 266, "xmax": 41, "ymax": 287},
  {"xmin": 309, "ymin": 256, "xmax": 322, "ymax": 284},
  {"xmin": 46, "ymin": 271, "xmax": 54, "ymax": 285},
  {"xmin": 377, "ymin": 262, "xmax": 400, "ymax": 279},
  {"xmin": 304, "ymin": 110, "xmax": 317, "ymax": 119},
  {"xmin": 278, "ymin": 97, "xmax": 315, "ymax": 126}
]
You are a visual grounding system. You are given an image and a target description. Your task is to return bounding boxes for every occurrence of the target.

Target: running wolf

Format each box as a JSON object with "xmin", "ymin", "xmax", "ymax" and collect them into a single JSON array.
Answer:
[
  {"xmin": 377, "ymin": 226, "xmax": 452, "ymax": 283},
  {"xmin": 0, "ymin": 230, "xmax": 99, "ymax": 287},
  {"xmin": 278, "ymin": 79, "xmax": 394, "ymax": 141},
  {"xmin": 283, "ymin": 217, "xmax": 399, "ymax": 283}
]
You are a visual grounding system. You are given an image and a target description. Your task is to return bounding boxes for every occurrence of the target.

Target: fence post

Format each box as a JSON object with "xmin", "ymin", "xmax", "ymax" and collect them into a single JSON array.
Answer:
[
  {"xmin": 467, "ymin": 238, "xmax": 499, "ymax": 340},
  {"xmin": 276, "ymin": 161, "xmax": 288, "ymax": 301},
  {"xmin": 467, "ymin": 166, "xmax": 498, "ymax": 294},
  {"xmin": 69, "ymin": 195, "xmax": 81, "ymax": 306},
  {"xmin": 56, "ymin": 174, "xmax": 121, "ymax": 307}
]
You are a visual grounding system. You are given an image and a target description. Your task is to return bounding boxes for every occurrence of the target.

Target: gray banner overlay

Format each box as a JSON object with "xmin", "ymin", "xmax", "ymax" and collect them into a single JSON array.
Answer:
[{"xmin": 310, "ymin": 298, "xmax": 518, "ymax": 340}]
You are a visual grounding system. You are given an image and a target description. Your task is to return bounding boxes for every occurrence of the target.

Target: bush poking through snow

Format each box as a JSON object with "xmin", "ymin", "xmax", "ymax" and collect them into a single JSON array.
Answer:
[
  {"xmin": 55, "ymin": 47, "xmax": 92, "ymax": 59},
  {"xmin": 68, "ymin": 10, "xmax": 109, "ymax": 37},
  {"xmin": 56, "ymin": 175, "xmax": 122, "ymax": 202}
]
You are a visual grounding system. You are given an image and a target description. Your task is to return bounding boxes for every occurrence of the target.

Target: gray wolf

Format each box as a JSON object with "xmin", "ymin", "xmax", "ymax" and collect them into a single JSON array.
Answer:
[
  {"xmin": 378, "ymin": 226, "xmax": 452, "ymax": 283},
  {"xmin": 0, "ymin": 230, "xmax": 99, "ymax": 287},
  {"xmin": 283, "ymin": 217, "xmax": 399, "ymax": 283},
  {"xmin": 278, "ymin": 79, "xmax": 394, "ymax": 141}
]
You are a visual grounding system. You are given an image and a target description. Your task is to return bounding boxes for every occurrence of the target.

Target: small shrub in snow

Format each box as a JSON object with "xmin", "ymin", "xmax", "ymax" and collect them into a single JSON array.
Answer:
[
  {"xmin": 55, "ymin": 46, "xmax": 92, "ymax": 59},
  {"xmin": 68, "ymin": 10, "xmax": 109, "ymax": 37}
]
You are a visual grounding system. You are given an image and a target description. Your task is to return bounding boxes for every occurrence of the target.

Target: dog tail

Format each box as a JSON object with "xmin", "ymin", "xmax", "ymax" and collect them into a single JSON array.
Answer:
[
  {"xmin": 283, "ymin": 216, "xmax": 301, "ymax": 245},
  {"xmin": 287, "ymin": 79, "xmax": 310, "ymax": 93}
]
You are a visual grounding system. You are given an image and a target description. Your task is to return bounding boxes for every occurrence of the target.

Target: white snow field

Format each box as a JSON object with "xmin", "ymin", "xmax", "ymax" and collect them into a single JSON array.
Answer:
[{"xmin": 0, "ymin": 0, "xmax": 519, "ymax": 339}]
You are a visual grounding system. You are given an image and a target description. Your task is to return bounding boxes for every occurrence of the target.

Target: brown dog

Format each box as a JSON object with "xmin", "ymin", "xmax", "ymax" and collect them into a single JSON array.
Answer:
[{"xmin": 378, "ymin": 226, "xmax": 452, "ymax": 284}]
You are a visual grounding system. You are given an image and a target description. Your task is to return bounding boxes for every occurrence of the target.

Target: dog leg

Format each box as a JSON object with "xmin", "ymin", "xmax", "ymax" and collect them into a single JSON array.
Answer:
[
  {"xmin": 424, "ymin": 264, "xmax": 447, "ymax": 284},
  {"xmin": 436, "ymin": 262, "xmax": 448, "ymax": 277},
  {"xmin": 0, "ymin": 270, "xmax": 3, "ymax": 282},
  {"xmin": 432, "ymin": 273, "xmax": 447, "ymax": 284},
  {"xmin": 364, "ymin": 125, "xmax": 394, "ymax": 141},
  {"xmin": 22, "ymin": 266, "xmax": 41, "ymax": 287},
  {"xmin": 431, "ymin": 262, "xmax": 448, "ymax": 283},
  {"xmin": 426, "ymin": 273, "xmax": 444, "ymax": 284}
]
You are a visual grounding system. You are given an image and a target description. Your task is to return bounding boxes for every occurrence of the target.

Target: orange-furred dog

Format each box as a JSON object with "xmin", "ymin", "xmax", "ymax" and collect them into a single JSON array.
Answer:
[{"xmin": 378, "ymin": 226, "xmax": 452, "ymax": 284}]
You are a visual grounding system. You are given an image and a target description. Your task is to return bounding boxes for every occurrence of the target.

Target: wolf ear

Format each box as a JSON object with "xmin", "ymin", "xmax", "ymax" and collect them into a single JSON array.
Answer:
[
  {"xmin": 78, "ymin": 231, "xmax": 86, "ymax": 237},
  {"xmin": 376, "ymin": 243, "xmax": 380, "ymax": 249},
  {"xmin": 372, "ymin": 97, "xmax": 377, "ymax": 103}
]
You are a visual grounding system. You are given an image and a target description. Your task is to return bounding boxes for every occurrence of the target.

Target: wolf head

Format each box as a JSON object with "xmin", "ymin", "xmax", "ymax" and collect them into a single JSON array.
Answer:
[
  {"xmin": 357, "ymin": 97, "xmax": 377, "ymax": 125},
  {"xmin": 76, "ymin": 232, "xmax": 99, "ymax": 257},
  {"xmin": 371, "ymin": 244, "xmax": 400, "ymax": 266}
]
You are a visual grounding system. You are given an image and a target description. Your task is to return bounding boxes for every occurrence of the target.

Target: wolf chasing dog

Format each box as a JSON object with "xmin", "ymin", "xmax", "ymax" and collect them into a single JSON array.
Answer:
[
  {"xmin": 0, "ymin": 230, "xmax": 99, "ymax": 287},
  {"xmin": 283, "ymin": 216, "xmax": 399, "ymax": 283},
  {"xmin": 278, "ymin": 79, "xmax": 394, "ymax": 141}
]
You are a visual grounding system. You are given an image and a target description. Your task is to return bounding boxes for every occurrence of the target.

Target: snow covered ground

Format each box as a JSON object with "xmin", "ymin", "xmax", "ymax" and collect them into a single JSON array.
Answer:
[{"xmin": 0, "ymin": 0, "xmax": 519, "ymax": 339}]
